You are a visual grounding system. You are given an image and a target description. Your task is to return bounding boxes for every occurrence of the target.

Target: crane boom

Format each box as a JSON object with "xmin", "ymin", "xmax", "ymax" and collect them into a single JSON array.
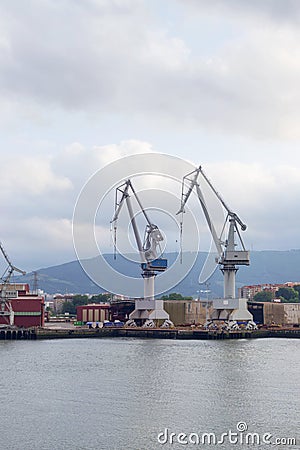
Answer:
[
  {"xmin": 111, "ymin": 180, "xmax": 152, "ymax": 227},
  {"xmin": 125, "ymin": 194, "xmax": 146, "ymax": 262},
  {"xmin": 0, "ymin": 242, "xmax": 26, "ymax": 326},
  {"xmin": 198, "ymin": 167, "xmax": 247, "ymax": 231},
  {"xmin": 177, "ymin": 168, "xmax": 223, "ymax": 258},
  {"xmin": 0, "ymin": 242, "xmax": 26, "ymax": 280},
  {"xmin": 178, "ymin": 166, "xmax": 249, "ymax": 299},
  {"xmin": 111, "ymin": 179, "xmax": 165, "ymax": 266}
]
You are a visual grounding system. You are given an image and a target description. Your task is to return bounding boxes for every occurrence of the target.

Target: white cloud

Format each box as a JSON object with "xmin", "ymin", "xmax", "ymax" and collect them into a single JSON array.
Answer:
[
  {"xmin": 205, "ymin": 161, "xmax": 300, "ymax": 249},
  {"xmin": 0, "ymin": 0, "xmax": 299, "ymax": 272},
  {"xmin": 0, "ymin": 0, "xmax": 300, "ymax": 138},
  {"xmin": 2, "ymin": 216, "xmax": 74, "ymax": 270},
  {"xmin": 0, "ymin": 0, "xmax": 188, "ymax": 110},
  {"xmin": 1, "ymin": 0, "xmax": 300, "ymax": 139},
  {"xmin": 178, "ymin": 0, "xmax": 300, "ymax": 25},
  {"xmin": 52, "ymin": 139, "xmax": 153, "ymax": 186},
  {"xmin": 0, "ymin": 155, "xmax": 72, "ymax": 197},
  {"xmin": 0, "ymin": 140, "xmax": 155, "ymax": 268}
]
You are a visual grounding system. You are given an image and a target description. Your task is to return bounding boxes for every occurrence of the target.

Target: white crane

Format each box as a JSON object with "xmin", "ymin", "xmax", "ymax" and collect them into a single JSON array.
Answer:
[
  {"xmin": 111, "ymin": 180, "xmax": 172, "ymax": 328},
  {"xmin": 0, "ymin": 242, "xmax": 26, "ymax": 326},
  {"xmin": 177, "ymin": 166, "xmax": 256, "ymax": 330}
]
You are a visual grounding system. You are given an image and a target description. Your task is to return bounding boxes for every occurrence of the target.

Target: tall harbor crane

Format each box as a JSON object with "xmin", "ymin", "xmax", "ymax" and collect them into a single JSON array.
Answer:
[
  {"xmin": 0, "ymin": 242, "xmax": 26, "ymax": 326},
  {"xmin": 177, "ymin": 166, "xmax": 256, "ymax": 330},
  {"xmin": 111, "ymin": 180, "xmax": 172, "ymax": 328}
]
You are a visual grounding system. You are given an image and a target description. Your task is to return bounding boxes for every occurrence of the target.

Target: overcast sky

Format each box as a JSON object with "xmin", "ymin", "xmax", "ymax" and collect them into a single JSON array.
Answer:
[{"xmin": 1, "ymin": 0, "xmax": 300, "ymax": 272}]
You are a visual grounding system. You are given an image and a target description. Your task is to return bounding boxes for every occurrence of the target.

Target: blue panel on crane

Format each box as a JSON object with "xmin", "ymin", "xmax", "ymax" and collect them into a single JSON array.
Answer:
[{"xmin": 141, "ymin": 258, "xmax": 168, "ymax": 271}]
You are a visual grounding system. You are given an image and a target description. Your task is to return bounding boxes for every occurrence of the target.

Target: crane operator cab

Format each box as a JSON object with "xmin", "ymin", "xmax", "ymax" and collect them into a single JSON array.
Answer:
[{"xmin": 141, "ymin": 258, "xmax": 168, "ymax": 272}]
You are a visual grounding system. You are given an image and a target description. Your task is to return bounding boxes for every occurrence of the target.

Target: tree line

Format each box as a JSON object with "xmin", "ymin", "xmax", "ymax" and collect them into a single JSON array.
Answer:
[
  {"xmin": 253, "ymin": 285, "xmax": 300, "ymax": 303},
  {"xmin": 61, "ymin": 293, "xmax": 111, "ymax": 315}
]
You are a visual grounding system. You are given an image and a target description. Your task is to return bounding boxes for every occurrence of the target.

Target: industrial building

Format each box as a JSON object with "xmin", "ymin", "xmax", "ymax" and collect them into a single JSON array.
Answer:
[
  {"xmin": 164, "ymin": 301, "xmax": 208, "ymax": 326},
  {"xmin": 249, "ymin": 301, "xmax": 300, "ymax": 326},
  {"xmin": 108, "ymin": 299, "xmax": 300, "ymax": 327},
  {"xmin": 109, "ymin": 300, "xmax": 208, "ymax": 326},
  {"xmin": 0, "ymin": 283, "xmax": 45, "ymax": 328},
  {"xmin": 77, "ymin": 304, "xmax": 110, "ymax": 323},
  {"xmin": 165, "ymin": 300, "xmax": 300, "ymax": 327}
]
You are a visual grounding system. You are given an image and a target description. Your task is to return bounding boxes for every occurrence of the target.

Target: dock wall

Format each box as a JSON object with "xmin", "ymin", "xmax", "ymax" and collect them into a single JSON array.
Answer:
[
  {"xmin": 0, "ymin": 328, "xmax": 37, "ymax": 340},
  {"xmin": 35, "ymin": 327, "xmax": 300, "ymax": 340}
]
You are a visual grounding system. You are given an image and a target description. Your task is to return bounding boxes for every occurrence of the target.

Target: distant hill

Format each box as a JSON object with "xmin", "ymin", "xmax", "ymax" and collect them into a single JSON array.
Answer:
[{"xmin": 18, "ymin": 250, "xmax": 300, "ymax": 297}]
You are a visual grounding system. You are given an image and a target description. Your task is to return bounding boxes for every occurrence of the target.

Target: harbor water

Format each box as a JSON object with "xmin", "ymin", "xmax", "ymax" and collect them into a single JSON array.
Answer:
[{"xmin": 1, "ymin": 338, "xmax": 299, "ymax": 449}]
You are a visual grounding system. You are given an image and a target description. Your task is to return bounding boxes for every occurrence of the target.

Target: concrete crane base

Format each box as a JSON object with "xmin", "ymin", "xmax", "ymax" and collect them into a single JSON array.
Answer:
[
  {"xmin": 210, "ymin": 298, "xmax": 254, "ymax": 322},
  {"xmin": 129, "ymin": 299, "xmax": 170, "ymax": 321}
]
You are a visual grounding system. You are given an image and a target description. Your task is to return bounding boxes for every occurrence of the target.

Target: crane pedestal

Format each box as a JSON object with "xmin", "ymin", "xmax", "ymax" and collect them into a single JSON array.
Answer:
[
  {"xmin": 127, "ymin": 299, "xmax": 173, "ymax": 328},
  {"xmin": 125, "ymin": 268, "xmax": 173, "ymax": 328},
  {"xmin": 129, "ymin": 299, "xmax": 169, "ymax": 320},
  {"xmin": 204, "ymin": 298, "xmax": 257, "ymax": 330},
  {"xmin": 211, "ymin": 298, "xmax": 253, "ymax": 320}
]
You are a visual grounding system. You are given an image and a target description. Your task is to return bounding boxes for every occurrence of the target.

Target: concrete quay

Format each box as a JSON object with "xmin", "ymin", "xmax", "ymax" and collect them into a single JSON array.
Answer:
[
  {"xmin": 35, "ymin": 326, "xmax": 300, "ymax": 340},
  {"xmin": 1, "ymin": 326, "xmax": 299, "ymax": 340},
  {"xmin": 0, "ymin": 328, "xmax": 37, "ymax": 340}
]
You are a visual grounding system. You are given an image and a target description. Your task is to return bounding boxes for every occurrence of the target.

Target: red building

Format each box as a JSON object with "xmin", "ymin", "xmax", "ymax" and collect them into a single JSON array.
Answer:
[
  {"xmin": 0, "ymin": 284, "xmax": 45, "ymax": 328},
  {"xmin": 77, "ymin": 304, "xmax": 110, "ymax": 323}
]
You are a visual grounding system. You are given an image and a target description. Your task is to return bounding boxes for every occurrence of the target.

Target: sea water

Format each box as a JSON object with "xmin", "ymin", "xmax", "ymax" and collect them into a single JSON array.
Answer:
[{"xmin": 0, "ymin": 338, "xmax": 299, "ymax": 450}]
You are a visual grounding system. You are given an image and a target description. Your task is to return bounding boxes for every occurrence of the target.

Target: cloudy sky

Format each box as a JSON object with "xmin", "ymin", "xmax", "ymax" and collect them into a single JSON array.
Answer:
[{"xmin": 1, "ymin": 0, "xmax": 300, "ymax": 272}]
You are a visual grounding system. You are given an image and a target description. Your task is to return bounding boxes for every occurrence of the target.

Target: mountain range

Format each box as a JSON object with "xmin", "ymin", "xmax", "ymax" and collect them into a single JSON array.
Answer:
[{"xmin": 17, "ymin": 250, "xmax": 300, "ymax": 297}]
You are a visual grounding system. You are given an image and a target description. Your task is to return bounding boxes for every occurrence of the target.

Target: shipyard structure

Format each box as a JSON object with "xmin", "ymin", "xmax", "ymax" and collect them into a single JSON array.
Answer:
[
  {"xmin": 1, "ymin": 291, "xmax": 298, "ymax": 330},
  {"xmin": 0, "ymin": 283, "xmax": 45, "ymax": 328},
  {"xmin": 77, "ymin": 298, "xmax": 300, "ymax": 328}
]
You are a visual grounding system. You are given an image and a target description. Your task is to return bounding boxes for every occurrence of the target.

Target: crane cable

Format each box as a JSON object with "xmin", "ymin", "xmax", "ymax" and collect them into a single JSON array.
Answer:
[{"xmin": 179, "ymin": 212, "xmax": 184, "ymax": 265}]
